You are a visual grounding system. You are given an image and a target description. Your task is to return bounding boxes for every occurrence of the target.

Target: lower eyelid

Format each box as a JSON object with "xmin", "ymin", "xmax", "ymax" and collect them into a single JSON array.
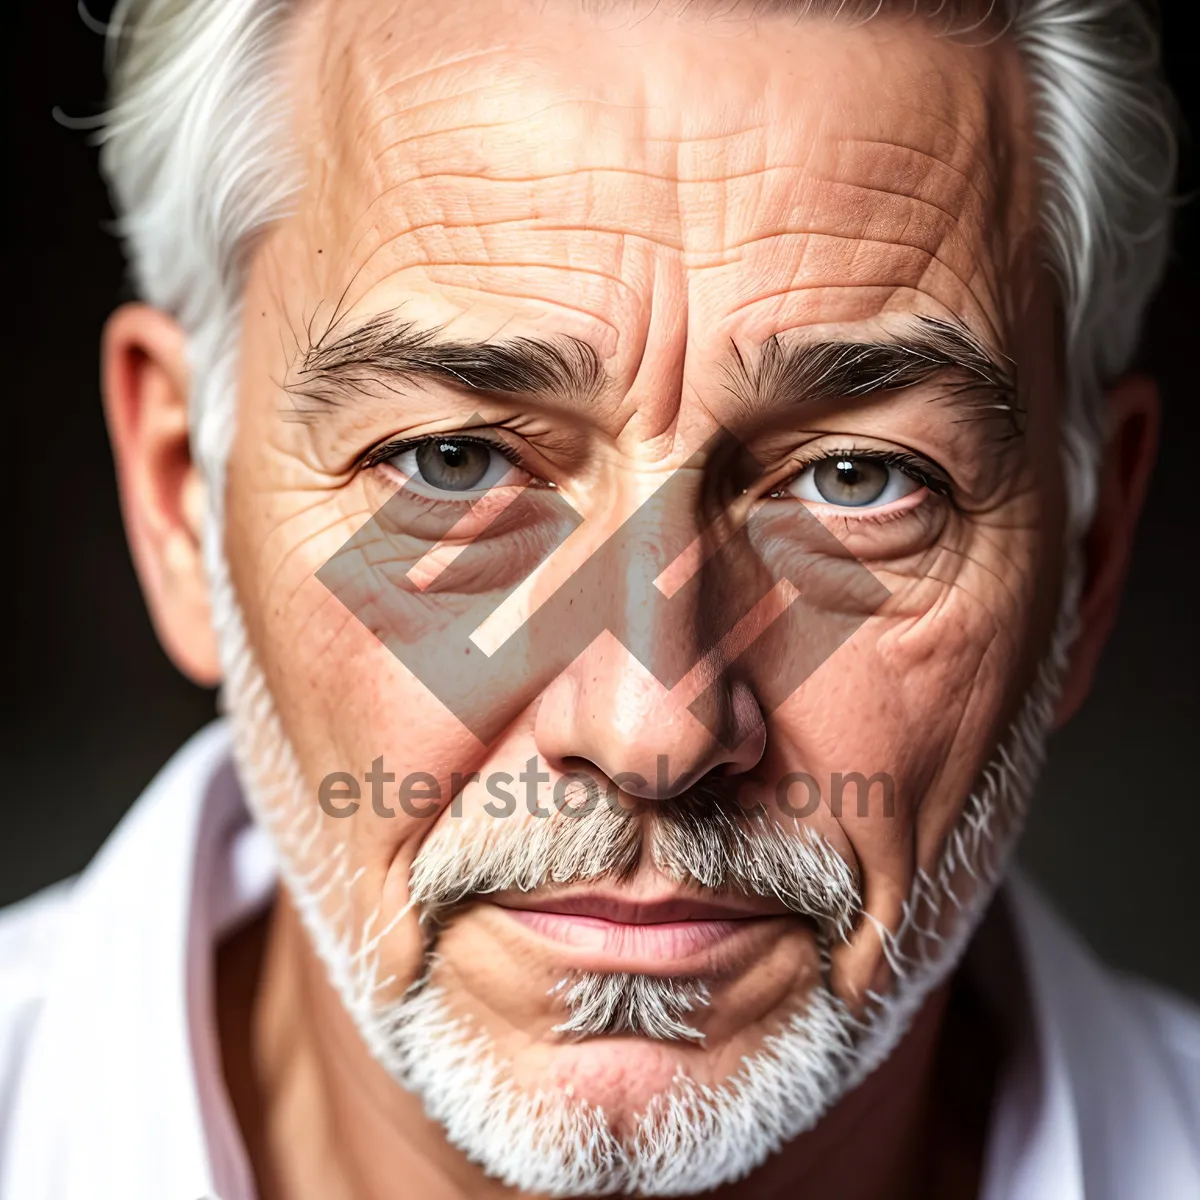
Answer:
[{"xmin": 801, "ymin": 487, "xmax": 931, "ymax": 521}]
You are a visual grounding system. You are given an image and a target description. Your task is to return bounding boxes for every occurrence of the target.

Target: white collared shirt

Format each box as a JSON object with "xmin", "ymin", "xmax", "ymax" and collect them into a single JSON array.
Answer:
[{"xmin": 1, "ymin": 722, "xmax": 1197, "ymax": 1199}]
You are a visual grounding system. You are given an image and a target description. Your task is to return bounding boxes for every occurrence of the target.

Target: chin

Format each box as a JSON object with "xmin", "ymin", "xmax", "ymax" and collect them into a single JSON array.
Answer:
[
  {"xmin": 356, "ymin": 966, "xmax": 863, "ymax": 1197},
  {"xmin": 532, "ymin": 1038, "xmax": 711, "ymax": 1122}
]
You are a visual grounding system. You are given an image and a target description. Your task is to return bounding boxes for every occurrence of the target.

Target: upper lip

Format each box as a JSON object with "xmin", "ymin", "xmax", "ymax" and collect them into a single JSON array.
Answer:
[{"xmin": 488, "ymin": 888, "xmax": 792, "ymax": 924}]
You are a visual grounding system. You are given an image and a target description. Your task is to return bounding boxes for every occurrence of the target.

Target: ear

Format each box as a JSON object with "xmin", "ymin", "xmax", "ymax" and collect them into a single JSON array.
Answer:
[
  {"xmin": 102, "ymin": 303, "xmax": 221, "ymax": 686},
  {"xmin": 1053, "ymin": 375, "xmax": 1159, "ymax": 727}
]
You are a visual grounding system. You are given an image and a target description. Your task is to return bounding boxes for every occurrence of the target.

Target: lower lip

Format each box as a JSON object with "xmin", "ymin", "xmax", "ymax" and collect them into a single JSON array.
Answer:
[{"xmin": 497, "ymin": 906, "xmax": 776, "ymax": 964}]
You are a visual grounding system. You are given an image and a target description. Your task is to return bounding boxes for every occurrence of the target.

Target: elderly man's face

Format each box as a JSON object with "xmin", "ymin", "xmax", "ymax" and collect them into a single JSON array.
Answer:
[{"xmin": 218, "ymin": 0, "xmax": 1064, "ymax": 1176}]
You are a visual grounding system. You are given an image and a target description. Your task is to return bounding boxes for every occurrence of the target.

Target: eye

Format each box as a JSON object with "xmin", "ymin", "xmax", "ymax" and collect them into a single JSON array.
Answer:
[
  {"xmin": 783, "ymin": 454, "xmax": 922, "ymax": 509},
  {"xmin": 386, "ymin": 438, "xmax": 517, "ymax": 493}
]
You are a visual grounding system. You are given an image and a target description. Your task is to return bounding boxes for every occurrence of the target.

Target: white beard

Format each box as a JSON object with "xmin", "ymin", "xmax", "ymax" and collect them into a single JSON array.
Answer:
[{"xmin": 209, "ymin": 522, "xmax": 1079, "ymax": 1196}]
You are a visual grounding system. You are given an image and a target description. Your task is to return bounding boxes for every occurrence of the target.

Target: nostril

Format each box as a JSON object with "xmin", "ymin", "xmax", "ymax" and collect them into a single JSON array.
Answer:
[
  {"xmin": 557, "ymin": 755, "xmax": 606, "ymax": 786},
  {"xmin": 532, "ymin": 654, "xmax": 768, "ymax": 801},
  {"xmin": 557, "ymin": 755, "xmax": 659, "ymax": 799}
]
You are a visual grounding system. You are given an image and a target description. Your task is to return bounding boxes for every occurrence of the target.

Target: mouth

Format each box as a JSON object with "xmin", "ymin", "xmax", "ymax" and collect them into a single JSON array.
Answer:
[{"xmin": 486, "ymin": 887, "xmax": 801, "ymax": 974}]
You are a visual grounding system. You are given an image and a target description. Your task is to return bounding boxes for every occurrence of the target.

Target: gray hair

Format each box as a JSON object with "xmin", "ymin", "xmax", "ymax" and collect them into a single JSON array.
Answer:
[{"xmin": 97, "ymin": 0, "xmax": 1176, "ymax": 535}]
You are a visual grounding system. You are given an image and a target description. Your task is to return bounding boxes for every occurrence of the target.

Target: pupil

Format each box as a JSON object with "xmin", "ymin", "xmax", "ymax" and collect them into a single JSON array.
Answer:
[
  {"xmin": 415, "ymin": 439, "xmax": 491, "ymax": 491},
  {"xmin": 813, "ymin": 456, "xmax": 888, "ymax": 506}
]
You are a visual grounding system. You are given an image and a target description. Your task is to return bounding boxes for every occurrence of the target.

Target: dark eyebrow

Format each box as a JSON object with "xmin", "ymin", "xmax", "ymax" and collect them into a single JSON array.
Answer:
[
  {"xmin": 726, "ymin": 316, "xmax": 1019, "ymax": 429},
  {"xmin": 286, "ymin": 312, "xmax": 606, "ymax": 413},
  {"xmin": 287, "ymin": 312, "xmax": 1016, "ymax": 432}
]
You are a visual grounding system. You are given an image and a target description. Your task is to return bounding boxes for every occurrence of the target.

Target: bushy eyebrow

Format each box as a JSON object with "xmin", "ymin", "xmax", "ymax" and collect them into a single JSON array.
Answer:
[
  {"xmin": 287, "ymin": 312, "xmax": 607, "ymax": 411},
  {"xmin": 287, "ymin": 311, "xmax": 1017, "ymax": 430},
  {"xmin": 724, "ymin": 316, "xmax": 1018, "ymax": 427}
]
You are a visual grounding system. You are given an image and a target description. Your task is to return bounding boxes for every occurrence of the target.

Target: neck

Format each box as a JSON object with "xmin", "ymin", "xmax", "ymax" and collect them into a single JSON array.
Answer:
[{"xmin": 218, "ymin": 891, "xmax": 1003, "ymax": 1200}]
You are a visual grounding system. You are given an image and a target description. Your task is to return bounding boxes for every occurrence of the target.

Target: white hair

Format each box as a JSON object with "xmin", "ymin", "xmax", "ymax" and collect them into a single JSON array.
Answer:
[
  {"xmin": 97, "ymin": 0, "xmax": 1175, "ymax": 536},
  {"xmin": 98, "ymin": 0, "xmax": 299, "ymax": 568}
]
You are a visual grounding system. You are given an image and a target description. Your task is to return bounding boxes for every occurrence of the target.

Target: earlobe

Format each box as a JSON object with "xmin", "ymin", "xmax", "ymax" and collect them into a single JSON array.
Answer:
[
  {"xmin": 102, "ymin": 303, "xmax": 222, "ymax": 687},
  {"xmin": 1053, "ymin": 375, "xmax": 1160, "ymax": 727}
]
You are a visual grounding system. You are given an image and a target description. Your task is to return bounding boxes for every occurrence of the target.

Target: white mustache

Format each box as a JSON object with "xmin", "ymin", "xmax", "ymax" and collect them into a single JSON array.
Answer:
[{"xmin": 407, "ymin": 785, "xmax": 862, "ymax": 941}]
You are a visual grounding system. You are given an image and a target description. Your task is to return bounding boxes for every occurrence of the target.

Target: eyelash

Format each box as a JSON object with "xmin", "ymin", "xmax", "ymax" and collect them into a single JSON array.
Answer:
[
  {"xmin": 360, "ymin": 432, "xmax": 525, "ymax": 474},
  {"xmin": 770, "ymin": 447, "xmax": 951, "ymax": 500}
]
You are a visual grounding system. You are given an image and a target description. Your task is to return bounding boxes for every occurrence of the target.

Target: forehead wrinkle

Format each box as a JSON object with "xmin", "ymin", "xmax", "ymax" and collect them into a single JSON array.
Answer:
[
  {"xmin": 299, "ymin": 8, "xmax": 1003, "ymax": 217},
  {"xmin": 347, "ymin": 132, "xmax": 992, "ymax": 292},
  {"xmin": 337, "ymin": 146, "xmax": 1000, "ymax": 324},
  {"xmin": 689, "ymin": 72, "xmax": 1028, "ymax": 346},
  {"xmin": 834, "ymin": 140, "xmax": 992, "ymax": 222},
  {"xmin": 292, "ymin": 6, "xmax": 565, "ymax": 310},
  {"xmin": 693, "ymin": 228, "xmax": 1005, "ymax": 354},
  {"xmin": 281, "ymin": 0, "xmax": 1033, "ymax": 390}
]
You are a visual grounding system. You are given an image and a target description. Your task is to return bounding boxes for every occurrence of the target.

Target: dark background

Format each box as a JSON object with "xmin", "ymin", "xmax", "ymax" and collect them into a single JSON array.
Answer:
[{"xmin": 4, "ymin": 3, "xmax": 1198, "ymax": 1000}]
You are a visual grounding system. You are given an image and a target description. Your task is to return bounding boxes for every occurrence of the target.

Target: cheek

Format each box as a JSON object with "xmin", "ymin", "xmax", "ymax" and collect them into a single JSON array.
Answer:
[
  {"xmin": 222, "ymin": 470, "xmax": 499, "ymax": 976},
  {"xmin": 765, "ymin": 554, "xmax": 1041, "ymax": 1003}
]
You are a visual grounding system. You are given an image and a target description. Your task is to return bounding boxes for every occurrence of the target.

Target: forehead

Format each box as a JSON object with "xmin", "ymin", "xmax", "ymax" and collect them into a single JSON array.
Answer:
[{"xmin": 278, "ymin": 0, "xmax": 1033, "ymax": 364}]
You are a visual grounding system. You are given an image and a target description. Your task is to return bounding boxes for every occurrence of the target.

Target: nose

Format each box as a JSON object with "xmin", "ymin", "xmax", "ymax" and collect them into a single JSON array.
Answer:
[
  {"xmin": 531, "ymin": 479, "xmax": 769, "ymax": 797},
  {"xmin": 534, "ymin": 634, "xmax": 766, "ymax": 798}
]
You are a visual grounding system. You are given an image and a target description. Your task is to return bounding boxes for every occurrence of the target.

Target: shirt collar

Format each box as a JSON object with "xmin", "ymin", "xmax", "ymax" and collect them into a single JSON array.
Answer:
[
  {"xmin": 993, "ymin": 872, "xmax": 1200, "ymax": 1200},
  {"xmin": 2, "ymin": 721, "xmax": 274, "ymax": 1200}
]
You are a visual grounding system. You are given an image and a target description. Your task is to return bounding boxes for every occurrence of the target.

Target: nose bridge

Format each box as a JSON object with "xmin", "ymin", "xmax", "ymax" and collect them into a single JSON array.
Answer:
[
  {"xmin": 606, "ymin": 471, "xmax": 708, "ymax": 689},
  {"xmin": 534, "ymin": 454, "xmax": 766, "ymax": 797}
]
